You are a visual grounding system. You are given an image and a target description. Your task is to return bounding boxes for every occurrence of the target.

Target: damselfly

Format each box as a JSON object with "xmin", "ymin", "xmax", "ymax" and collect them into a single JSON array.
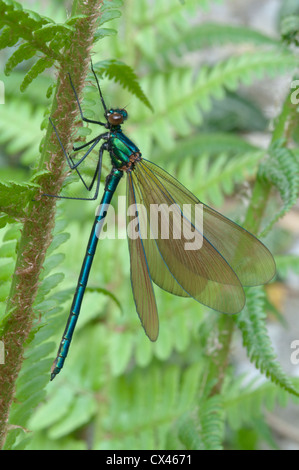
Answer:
[{"xmin": 48, "ymin": 63, "xmax": 276, "ymax": 380}]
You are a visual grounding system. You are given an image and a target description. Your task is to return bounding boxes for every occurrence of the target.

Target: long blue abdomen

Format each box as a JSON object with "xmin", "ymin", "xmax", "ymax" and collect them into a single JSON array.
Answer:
[{"xmin": 51, "ymin": 169, "xmax": 123, "ymax": 379}]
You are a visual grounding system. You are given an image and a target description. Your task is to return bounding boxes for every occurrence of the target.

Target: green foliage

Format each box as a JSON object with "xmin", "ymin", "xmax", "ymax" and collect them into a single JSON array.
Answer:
[
  {"xmin": 0, "ymin": 224, "xmax": 20, "ymax": 314},
  {"xmin": 20, "ymin": 57, "xmax": 55, "ymax": 92},
  {"xmin": 275, "ymin": 254, "xmax": 299, "ymax": 278},
  {"xmin": 0, "ymin": 180, "xmax": 39, "ymax": 218},
  {"xmin": 235, "ymin": 287, "xmax": 299, "ymax": 397},
  {"xmin": 0, "ymin": 96, "xmax": 44, "ymax": 165},
  {"xmin": 1, "ymin": 0, "xmax": 299, "ymax": 452},
  {"xmin": 0, "ymin": 0, "xmax": 124, "ymax": 91},
  {"xmin": 259, "ymin": 141, "xmax": 299, "ymax": 236},
  {"xmin": 94, "ymin": 364, "xmax": 204, "ymax": 449},
  {"xmin": 223, "ymin": 375, "xmax": 299, "ymax": 431},
  {"xmin": 174, "ymin": 150, "xmax": 265, "ymax": 206},
  {"xmin": 281, "ymin": 14, "xmax": 299, "ymax": 46},
  {"xmin": 0, "ymin": 0, "xmax": 75, "ymax": 83}
]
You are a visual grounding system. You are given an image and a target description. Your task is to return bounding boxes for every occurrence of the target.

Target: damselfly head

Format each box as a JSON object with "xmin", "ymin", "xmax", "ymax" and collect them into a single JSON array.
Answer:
[{"xmin": 106, "ymin": 108, "xmax": 128, "ymax": 125}]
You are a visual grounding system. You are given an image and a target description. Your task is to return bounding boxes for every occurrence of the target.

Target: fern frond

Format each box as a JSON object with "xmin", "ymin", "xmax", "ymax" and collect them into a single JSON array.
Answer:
[
  {"xmin": 93, "ymin": 59, "xmax": 153, "ymax": 111},
  {"xmin": 235, "ymin": 287, "xmax": 299, "ymax": 397},
  {"xmin": 20, "ymin": 57, "xmax": 55, "ymax": 92},
  {"xmin": 177, "ymin": 414, "xmax": 202, "ymax": 450},
  {"xmin": 223, "ymin": 376, "xmax": 299, "ymax": 431},
  {"xmin": 0, "ymin": 0, "xmax": 58, "ymax": 57},
  {"xmin": 155, "ymin": 132, "xmax": 259, "ymax": 163},
  {"xmin": 0, "ymin": 98, "xmax": 44, "ymax": 164},
  {"xmin": 93, "ymin": 0, "xmax": 123, "ymax": 40},
  {"xmin": 198, "ymin": 396, "xmax": 224, "ymax": 450},
  {"xmin": 0, "ymin": 25, "xmax": 19, "ymax": 49},
  {"xmin": 93, "ymin": 27, "xmax": 117, "ymax": 41},
  {"xmin": 0, "ymin": 181, "xmax": 38, "ymax": 219},
  {"xmin": 259, "ymin": 143, "xmax": 299, "ymax": 236},
  {"xmin": 177, "ymin": 396, "xmax": 224, "ymax": 450},
  {"xmin": 4, "ymin": 43, "xmax": 37, "ymax": 75},
  {"xmin": 93, "ymin": 364, "xmax": 203, "ymax": 449},
  {"xmin": 0, "ymin": 224, "xmax": 20, "ymax": 317},
  {"xmin": 190, "ymin": 150, "xmax": 265, "ymax": 205},
  {"xmin": 33, "ymin": 23, "xmax": 73, "ymax": 43},
  {"xmin": 0, "ymin": 0, "xmax": 88, "ymax": 86},
  {"xmin": 26, "ymin": 363, "xmax": 203, "ymax": 449},
  {"xmin": 164, "ymin": 149, "xmax": 264, "ymax": 206},
  {"xmin": 281, "ymin": 14, "xmax": 299, "ymax": 46},
  {"xmin": 97, "ymin": 5, "xmax": 121, "ymax": 27},
  {"xmin": 3, "ymin": 70, "xmax": 52, "ymax": 106}
]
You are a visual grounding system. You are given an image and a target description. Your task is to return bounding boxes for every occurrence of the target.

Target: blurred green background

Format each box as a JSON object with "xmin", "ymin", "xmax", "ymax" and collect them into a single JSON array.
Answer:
[{"xmin": 1, "ymin": 0, "xmax": 299, "ymax": 450}]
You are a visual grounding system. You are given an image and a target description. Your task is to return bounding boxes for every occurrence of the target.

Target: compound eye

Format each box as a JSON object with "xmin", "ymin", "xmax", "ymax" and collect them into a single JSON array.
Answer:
[
  {"xmin": 121, "ymin": 109, "xmax": 128, "ymax": 120},
  {"xmin": 107, "ymin": 113, "xmax": 124, "ymax": 125}
]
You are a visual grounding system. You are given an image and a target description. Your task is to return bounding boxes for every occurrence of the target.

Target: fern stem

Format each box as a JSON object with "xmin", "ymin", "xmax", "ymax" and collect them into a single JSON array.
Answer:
[
  {"xmin": 209, "ymin": 315, "xmax": 234, "ymax": 396},
  {"xmin": 0, "ymin": 0, "xmax": 104, "ymax": 450},
  {"xmin": 243, "ymin": 176, "xmax": 272, "ymax": 235},
  {"xmin": 244, "ymin": 84, "xmax": 298, "ymax": 234},
  {"xmin": 271, "ymin": 88, "xmax": 297, "ymax": 143}
]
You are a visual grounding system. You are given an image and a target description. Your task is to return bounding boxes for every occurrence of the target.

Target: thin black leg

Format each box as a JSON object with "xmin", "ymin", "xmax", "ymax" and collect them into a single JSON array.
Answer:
[
  {"xmin": 68, "ymin": 137, "xmax": 101, "ymax": 168},
  {"xmin": 72, "ymin": 135, "xmax": 103, "ymax": 152},
  {"xmin": 42, "ymin": 144, "xmax": 106, "ymax": 201},
  {"xmin": 88, "ymin": 143, "xmax": 107, "ymax": 200},
  {"xmin": 49, "ymin": 117, "xmax": 107, "ymax": 169},
  {"xmin": 67, "ymin": 72, "xmax": 106, "ymax": 126},
  {"xmin": 74, "ymin": 143, "xmax": 106, "ymax": 199}
]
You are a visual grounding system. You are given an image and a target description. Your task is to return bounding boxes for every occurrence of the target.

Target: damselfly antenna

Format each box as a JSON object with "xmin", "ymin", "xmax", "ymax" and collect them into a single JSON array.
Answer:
[{"xmin": 91, "ymin": 60, "xmax": 108, "ymax": 115}]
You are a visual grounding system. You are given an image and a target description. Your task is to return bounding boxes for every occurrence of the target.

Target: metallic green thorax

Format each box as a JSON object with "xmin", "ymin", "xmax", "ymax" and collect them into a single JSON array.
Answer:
[{"xmin": 108, "ymin": 126, "xmax": 141, "ymax": 169}]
